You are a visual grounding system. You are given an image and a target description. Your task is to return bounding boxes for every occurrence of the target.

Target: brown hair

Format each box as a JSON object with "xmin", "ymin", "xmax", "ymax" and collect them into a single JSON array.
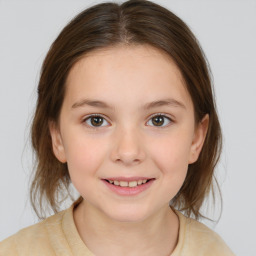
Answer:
[{"xmin": 30, "ymin": 0, "xmax": 222, "ymax": 220}]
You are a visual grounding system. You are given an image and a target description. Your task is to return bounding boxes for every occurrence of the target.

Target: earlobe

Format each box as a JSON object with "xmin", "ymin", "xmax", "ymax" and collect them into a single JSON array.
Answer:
[
  {"xmin": 49, "ymin": 121, "xmax": 67, "ymax": 163},
  {"xmin": 189, "ymin": 114, "xmax": 209, "ymax": 164}
]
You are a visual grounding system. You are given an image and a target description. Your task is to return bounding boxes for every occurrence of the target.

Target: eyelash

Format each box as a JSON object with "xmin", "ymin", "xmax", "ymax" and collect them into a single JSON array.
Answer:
[{"xmin": 82, "ymin": 113, "xmax": 173, "ymax": 129}]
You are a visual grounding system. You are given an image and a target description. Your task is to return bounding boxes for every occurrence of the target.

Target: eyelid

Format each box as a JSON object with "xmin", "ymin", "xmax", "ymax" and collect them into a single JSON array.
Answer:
[{"xmin": 147, "ymin": 112, "xmax": 173, "ymax": 120}]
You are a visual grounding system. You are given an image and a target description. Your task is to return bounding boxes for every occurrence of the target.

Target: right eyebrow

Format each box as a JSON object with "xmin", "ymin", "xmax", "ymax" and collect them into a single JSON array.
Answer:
[{"xmin": 72, "ymin": 99, "xmax": 114, "ymax": 109}]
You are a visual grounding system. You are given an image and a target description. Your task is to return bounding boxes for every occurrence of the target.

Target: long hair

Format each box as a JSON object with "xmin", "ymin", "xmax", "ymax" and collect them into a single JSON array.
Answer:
[{"xmin": 30, "ymin": 0, "xmax": 222, "ymax": 219}]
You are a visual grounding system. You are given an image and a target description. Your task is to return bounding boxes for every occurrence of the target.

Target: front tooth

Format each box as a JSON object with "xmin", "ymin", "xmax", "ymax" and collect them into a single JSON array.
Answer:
[
  {"xmin": 120, "ymin": 181, "xmax": 128, "ymax": 187},
  {"xmin": 129, "ymin": 181, "xmax": 138, "ymax": 187},
  {"xmin": 142, "ymin": 179, "xmax": 147, "ymax": 184},
  {"xmin": 114, "ymin": 180, "xmax": 120, "ymax": 185}
]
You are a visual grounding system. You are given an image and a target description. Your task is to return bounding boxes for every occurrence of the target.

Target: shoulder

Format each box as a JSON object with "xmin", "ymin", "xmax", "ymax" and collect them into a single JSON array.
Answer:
[
  {"xmin": 172, "ymin": 211, "xmax": 236, "ymax": 256},
  {"xmin": 0, "ymin": 209, "xmax": 66, "ymax": 256}
]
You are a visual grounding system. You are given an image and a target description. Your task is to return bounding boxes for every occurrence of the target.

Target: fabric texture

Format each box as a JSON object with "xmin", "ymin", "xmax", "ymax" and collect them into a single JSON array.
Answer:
[{"xmin": 0, "ymin": 203, "xmax": 235, "ymax": 256}]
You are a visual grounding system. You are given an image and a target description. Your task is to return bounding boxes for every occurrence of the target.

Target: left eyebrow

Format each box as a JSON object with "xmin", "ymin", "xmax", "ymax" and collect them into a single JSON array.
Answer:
[
  {"xmin": 71, "ymin": 98, "xmax": 186, "ymax": 110},
  {"xmin": 142, "ymin": 98, "xmax": 186, "ymax": 110}
]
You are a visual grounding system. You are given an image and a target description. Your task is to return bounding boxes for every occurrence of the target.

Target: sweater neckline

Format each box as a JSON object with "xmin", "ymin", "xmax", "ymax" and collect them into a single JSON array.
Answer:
[{"xmin": 61, "ymin": 202, "xmax": 186, "ymax": 255}]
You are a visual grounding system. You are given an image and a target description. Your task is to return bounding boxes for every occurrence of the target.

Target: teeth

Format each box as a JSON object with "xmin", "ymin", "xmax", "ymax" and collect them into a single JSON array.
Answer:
[
  {"xmin": 120, "ymin": 181, "xmax": 128, "ymax": 187},
  {"xmin": 129, "ymin": 181, "xmax": 137, "ymax": 187},
  {"xmin": 107, "ymin": 179, "xmax": 150, "ymax": 187}
]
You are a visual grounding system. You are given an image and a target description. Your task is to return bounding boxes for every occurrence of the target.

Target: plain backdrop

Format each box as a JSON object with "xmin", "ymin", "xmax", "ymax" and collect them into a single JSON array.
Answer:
[{"xmin": 0, "ymin": 0, "xmax": 255, "ymax": 255}]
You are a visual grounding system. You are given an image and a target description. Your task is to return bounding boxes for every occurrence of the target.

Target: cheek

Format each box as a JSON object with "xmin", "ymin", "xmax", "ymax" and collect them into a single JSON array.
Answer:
[
  {"xmin": 64, "ymin": 136, "xmax": 106, "ymax": 178},
  {"xmin": 64, "ymin": 136, "xmax": 108, "ymax": 200},
  {"xmin": 148, "ymin": 130, "xmax": 193, "ymax": 182},
  {"xmin": 146, "ymin": 135, "xmax": 191, "ymax": 203}
]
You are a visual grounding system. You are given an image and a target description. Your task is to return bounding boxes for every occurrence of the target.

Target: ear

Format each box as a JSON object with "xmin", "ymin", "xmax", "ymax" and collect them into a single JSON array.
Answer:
[
  {"xmin": 189, "ymin": 114, "xmax": 209, "ymax": 164},
  {"xmin": 49, "ymin": 121, "xmax": 67, "ymax": 163}
]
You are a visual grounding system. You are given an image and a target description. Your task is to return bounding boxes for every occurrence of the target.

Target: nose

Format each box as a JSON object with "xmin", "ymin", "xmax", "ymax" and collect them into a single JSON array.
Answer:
[{"xmin": 110, "ymin": 126, "xmax": 146, "ymax": 166}]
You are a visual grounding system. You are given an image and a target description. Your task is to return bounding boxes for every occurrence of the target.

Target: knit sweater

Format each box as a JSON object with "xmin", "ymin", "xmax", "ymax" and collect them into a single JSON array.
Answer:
[{"xmin": 0, "ymin": 204, "xmax": 235, "ymax": 256}]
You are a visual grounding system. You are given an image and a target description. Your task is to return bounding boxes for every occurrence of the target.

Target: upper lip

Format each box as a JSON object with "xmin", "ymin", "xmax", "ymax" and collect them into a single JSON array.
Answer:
[{"xmin": 102, "ymin": 176, "xmax": 154, "ymax": 182}]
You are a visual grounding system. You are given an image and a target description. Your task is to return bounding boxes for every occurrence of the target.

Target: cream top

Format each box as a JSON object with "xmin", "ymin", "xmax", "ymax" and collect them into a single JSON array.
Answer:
[{"xmin": 0, "ymin": 204, "xmax": 235, "ymax": 255}]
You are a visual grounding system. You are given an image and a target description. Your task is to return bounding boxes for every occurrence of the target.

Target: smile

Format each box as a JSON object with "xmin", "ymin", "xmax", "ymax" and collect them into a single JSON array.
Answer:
[
  {"xmin": 106, "ymin": 179, "xmax": 149, "ymax": 187},
  {"xmin": 102, "ymin": 177, "xmax": 155, "ymax": 196}
]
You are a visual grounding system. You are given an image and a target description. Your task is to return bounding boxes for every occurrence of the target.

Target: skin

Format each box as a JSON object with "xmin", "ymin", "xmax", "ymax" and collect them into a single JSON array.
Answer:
[{"xmin": 50, "ymin": 45, "xmax": 209, "ymax": 256}]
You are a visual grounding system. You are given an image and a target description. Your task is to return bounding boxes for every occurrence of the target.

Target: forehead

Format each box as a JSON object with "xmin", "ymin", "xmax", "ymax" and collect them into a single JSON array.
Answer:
[
  {"xmin": 68, "ymin": 44, "xmax": 183, "ymax": 81},
  {"xmin": 64, "ymin": 45, "xmax": 193, "ymax": 111}
]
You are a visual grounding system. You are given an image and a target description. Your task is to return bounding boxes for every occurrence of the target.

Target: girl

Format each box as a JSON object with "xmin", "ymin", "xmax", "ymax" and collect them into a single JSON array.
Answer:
[{"xmin": 0, "ymin": 0, "xmax": 235, "ymax": 255}]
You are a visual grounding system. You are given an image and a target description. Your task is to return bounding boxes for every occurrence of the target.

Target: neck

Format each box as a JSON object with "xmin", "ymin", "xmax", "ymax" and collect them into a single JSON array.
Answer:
[{"xmin": 73, "ymin": 200, "xmax": 179, "ymax": 256}]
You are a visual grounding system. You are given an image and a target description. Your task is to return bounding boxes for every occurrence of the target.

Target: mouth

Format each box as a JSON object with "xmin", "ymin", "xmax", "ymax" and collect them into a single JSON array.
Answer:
[
  {"xmin": 102, "ymin": 177, "xmax": 155, "ymax": 196},
  {"xmin": 104, "ymin": 179, "xmax": 153, "ymax": 188}
]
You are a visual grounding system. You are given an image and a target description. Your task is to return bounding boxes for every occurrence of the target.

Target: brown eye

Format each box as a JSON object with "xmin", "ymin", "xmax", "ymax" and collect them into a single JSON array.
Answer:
[
  {"xmin": 147, "ymin": 114, "xmax": 172, "ymax": 127},
  {"xmin": 152, "ymin": 116, "xmax": 164, "ymax": 126},
  {"xmin": 91, "ymin": 116, "xmax": 103, "ymax": 126},
  {"xmin": 84, "ymin": 115, "xmax": 109, "ymax": 128}
]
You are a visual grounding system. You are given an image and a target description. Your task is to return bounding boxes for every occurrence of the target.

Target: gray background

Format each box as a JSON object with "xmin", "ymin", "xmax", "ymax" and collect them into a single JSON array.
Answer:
[{"xmin": 0, "ymin": 0, "xmax": 255, "ymax": 255}]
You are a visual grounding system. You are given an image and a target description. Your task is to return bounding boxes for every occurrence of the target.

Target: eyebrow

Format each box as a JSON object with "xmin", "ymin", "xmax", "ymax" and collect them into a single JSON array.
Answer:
[{"xmin": 71, "ymin": 98, "xmax": 186, "ymax": 110}]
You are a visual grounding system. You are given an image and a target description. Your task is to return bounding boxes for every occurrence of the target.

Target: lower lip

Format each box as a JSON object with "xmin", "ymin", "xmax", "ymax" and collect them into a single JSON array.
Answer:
[{"xmin": 102, "ymin": 179, "xmax": 155, "ymax": 196}]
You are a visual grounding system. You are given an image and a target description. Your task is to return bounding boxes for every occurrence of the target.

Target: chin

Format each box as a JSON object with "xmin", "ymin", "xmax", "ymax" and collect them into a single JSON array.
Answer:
[{"xmin": 103, "ymin": 205, "xmax": 152, "ymax": 223}]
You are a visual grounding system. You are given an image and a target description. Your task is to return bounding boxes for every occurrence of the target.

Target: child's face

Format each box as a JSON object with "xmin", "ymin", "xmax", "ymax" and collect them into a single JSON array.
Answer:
[{"xmin": 50, "ymin": 45, "xmax": 208, "ymax": 222}]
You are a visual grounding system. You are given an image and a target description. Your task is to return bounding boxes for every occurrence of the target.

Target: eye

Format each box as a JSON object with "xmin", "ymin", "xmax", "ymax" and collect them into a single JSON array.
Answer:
[
  {"xmin": 83, "ymin": 114, "xmax": 109, "ymax": 128},
  {"xmin": 147, "ymin": 114, "xmax": 172, "ymax": 127}
]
